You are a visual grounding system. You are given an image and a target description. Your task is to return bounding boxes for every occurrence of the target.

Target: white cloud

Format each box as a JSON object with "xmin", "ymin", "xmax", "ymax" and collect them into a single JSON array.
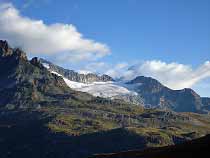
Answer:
[
  {"xmin": 90, "ymin": 60, "xmax": 210, "ymax": 91},
  {"xmin": 115, "ymin": 63, "xmax": 128, "ymax": 69},
  {"xmin": 81, "ymin": 61, "xmax": 129, "ymax": 77},
  {"xmin": 104, "ymin": 62, "xmax": 129, "ymax": 79},
  {"xmin": 84, "ymin": 62, "xmax": 110, "ymax": 73},
  {"xmin": 0, "ymin": 3, "xmax": 110, "ymax": 62},
  {"xmin": 117, "ymin": 60, "xmax": 210, "ymax": 90}
]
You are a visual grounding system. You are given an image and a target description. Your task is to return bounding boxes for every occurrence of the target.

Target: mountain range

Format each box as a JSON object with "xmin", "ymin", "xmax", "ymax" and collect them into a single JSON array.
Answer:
[
  {"xmin": 40, "ymin": 57, "xmax": 210, "ymax": 113},
  {"xmin": 0, "ymin": 40, "xmax": 210, "ymax": 158}
]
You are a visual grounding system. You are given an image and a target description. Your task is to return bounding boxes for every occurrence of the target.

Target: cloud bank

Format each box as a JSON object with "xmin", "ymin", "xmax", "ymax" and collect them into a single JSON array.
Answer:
[
  {"xmin": 130, "ymin": 60, "xmax": 210, "ymax": 89},
  {"xmin": 0, "ymin": 3, "xmax": 110, "ymax": 62},
  {"xmin": 103, "ymin": 60, "xmax": 210, "ymax": 90}
]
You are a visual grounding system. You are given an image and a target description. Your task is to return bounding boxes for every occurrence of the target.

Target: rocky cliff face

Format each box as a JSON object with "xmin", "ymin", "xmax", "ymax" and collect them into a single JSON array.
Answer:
[
  {"xmin": 126, "ymin": 76, "xmax": 204, "ymax": 113},
  {"xmin": 0, "ymin": 40, "xmax": 81, "ymax": 108},
  {"xmin": 40, "ymin": 58, "xmax": 114, "ymax": 83}
]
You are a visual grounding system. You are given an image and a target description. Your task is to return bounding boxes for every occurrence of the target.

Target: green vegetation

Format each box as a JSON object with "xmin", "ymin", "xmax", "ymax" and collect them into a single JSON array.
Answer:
[
  {"xmin": 48, "ymin": 114, "xmax": 118, "ymax": 135},
  {"xmin": 42, "ymin": 101, "xmax": 210, "ymax": 148}
]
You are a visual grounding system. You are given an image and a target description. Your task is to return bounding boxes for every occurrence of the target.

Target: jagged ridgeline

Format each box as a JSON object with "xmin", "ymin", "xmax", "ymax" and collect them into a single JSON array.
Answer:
[
  {"xmin": 40, "ymin": 57, "xmax": 210, "ymax": 113},
  {"xmin": 1, "ymin": 40, "xmax": 210, "ymax": 158},
  {"xmin": 40, "ymin": 58, "xmax": 114, "ymax": 83},
  {"xmin": 0, "ymin": 40, "xmax": 95, "ymax": 108}
]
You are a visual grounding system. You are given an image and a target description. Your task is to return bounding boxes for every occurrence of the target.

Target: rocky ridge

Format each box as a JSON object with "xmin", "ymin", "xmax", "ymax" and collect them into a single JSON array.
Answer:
[
  {"xmin": 126, "ymin": 76, "xmax": 209, "ymax": 113},
  {"xmin": 40, "ymin": 58, "xmax": 114, "ymax": 83}
]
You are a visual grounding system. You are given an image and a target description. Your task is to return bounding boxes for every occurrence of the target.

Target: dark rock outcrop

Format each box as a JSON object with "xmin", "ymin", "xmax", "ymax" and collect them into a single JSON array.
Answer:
[{"xmin": 0, "ymin": 40, "xmax": 78, "ymax": 108}]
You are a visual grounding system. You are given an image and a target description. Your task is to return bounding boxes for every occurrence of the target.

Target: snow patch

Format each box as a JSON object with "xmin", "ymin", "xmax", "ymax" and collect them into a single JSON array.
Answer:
[
  {"xmin": 43, "ymin": 63, "xmax": 50, "ymax": 69},
  {"xmin": 51, "ymin": 71, "xmax": 62, "ymax": 77},
  {"xmin": 50, "ymin": 71, "xmax": 137, "ymax": 98}
]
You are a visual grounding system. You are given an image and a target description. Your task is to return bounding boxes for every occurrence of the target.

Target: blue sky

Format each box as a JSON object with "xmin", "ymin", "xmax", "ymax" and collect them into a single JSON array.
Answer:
[
  {"xmin": 9, "ymin": 0, "xmax": 209, "ymax": 65},
  {"xmin": 0, "ymin": 0, "xmax": 210, "ymax": 96}
]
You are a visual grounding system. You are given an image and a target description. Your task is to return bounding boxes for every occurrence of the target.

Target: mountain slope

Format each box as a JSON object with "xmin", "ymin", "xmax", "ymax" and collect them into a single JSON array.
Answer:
[
  {"xmin": 40, "ymin": 58, "xmax": 142, "ymax": 104},
  {"xmin": 126, "ymin": 76, "xmax": 205, "ymax": 113},
  {"xmin": 0, "ymin": 40, "xmax": 96, "ymax": 109},
  {"xmin": 41, "ymin": 57, "xmax": 210, "ymax": 113},
  {"xmin": 1, "ymin": 40, "xmax": 210, "ymax": 158}
]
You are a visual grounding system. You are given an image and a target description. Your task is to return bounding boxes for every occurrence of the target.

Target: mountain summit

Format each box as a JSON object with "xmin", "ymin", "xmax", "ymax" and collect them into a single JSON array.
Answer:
[
  {"xmin": 127, "ymin": 76, "xmax": 204, "ymax": 112},
  {"xmin": 0, "ymin": 40, "xmax": 82, "ymax": 108}
]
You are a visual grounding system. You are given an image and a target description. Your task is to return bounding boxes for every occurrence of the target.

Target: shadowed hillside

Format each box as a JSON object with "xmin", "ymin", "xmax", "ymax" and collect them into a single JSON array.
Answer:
[{"xmin": 91, "ymin": 134, "xmax": 210, "ymax": 158}]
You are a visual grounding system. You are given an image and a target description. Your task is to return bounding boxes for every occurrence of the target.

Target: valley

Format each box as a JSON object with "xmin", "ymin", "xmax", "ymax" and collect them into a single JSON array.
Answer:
[{"xmin": 0, "ymin": 40, "xmax": 210, "ymax": 158}]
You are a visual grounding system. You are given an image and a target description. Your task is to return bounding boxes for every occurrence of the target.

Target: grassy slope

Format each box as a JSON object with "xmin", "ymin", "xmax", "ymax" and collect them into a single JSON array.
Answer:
[
  {"xmin": 42, "ymin": 99, "xmax": 210, "ymax": 148},
  {"xmin": 1, "ymin": 106, "xmax": 210, "ymax": 158}
]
